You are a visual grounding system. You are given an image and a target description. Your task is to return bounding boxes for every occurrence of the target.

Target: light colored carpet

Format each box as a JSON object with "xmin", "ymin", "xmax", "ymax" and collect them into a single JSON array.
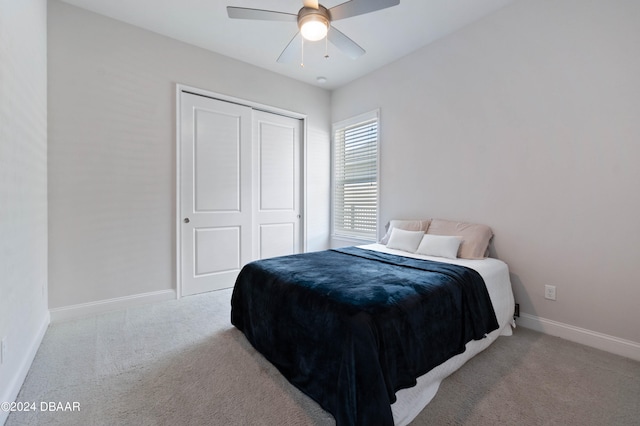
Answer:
[{"xmin": 7, "ymin": 288, "xmax": 640, "ymax": 426}]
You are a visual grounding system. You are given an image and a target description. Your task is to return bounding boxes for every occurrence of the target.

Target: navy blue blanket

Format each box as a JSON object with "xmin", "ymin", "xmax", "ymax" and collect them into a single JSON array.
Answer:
[{"xmin": 231, "ymin": 247, "xmax": 499, "ymax": 425}]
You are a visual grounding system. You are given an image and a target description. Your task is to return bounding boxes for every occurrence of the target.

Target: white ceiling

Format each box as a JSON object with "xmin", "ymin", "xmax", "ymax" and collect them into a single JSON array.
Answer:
[{"xmin": 59, "ymin": 0, "xmax": 516, "ymax": 90}]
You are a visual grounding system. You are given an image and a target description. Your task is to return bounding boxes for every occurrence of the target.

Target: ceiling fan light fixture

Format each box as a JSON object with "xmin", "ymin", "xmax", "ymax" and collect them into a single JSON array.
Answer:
[
  {"xmin": 298, "ymin": 8, "xmax": 329, "ymax": 41},
  {"xmin": 301, "ymin": 19, "xmax": 327, "ymax": 41}
]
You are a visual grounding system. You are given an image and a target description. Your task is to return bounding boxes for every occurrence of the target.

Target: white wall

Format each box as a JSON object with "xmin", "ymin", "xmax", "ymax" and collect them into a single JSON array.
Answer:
[
  {"xmin": 332, "ymin": 0, "xmax": 640, "ymax": 348},
  {"xmin": 47, "ymin": 1, "xmax": 331, "ymax": 311},
  {"xmin": 0, "ymin": 0, "xmax": 49, "ymax": 421}
]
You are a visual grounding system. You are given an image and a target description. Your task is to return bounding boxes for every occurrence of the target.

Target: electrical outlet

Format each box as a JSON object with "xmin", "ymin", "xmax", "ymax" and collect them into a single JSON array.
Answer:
[
  {"xmin": 1, "ymin": 337, "xmax": 6, "ymax": 364},
  {"xmin": 544, "ymin": 285, "xmax": 556, "ymax": 301}
]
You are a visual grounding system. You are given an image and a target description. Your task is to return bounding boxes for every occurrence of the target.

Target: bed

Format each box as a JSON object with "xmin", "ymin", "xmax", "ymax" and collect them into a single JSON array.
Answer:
[{"xmin": 231, "ymin": 219, "xmax": 515, "ymax": 426}]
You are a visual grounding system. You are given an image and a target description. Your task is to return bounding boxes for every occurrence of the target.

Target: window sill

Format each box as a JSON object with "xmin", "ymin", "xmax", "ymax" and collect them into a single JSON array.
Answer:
[{"xmin": 330, "ymin": 235, "xmax": 376, "ymax": 249}]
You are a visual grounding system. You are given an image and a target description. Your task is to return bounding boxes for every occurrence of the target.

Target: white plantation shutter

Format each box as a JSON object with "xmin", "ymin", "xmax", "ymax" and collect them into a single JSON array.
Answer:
[{"xmin": 332, "ymin": 111, "xmax": 379, "ymax": 240}]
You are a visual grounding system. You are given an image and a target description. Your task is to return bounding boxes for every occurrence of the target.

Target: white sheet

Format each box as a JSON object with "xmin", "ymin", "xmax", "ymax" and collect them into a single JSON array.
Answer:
[{"xmin": 357, "ymin": 244, "xmax": 516, "ymax": 425}]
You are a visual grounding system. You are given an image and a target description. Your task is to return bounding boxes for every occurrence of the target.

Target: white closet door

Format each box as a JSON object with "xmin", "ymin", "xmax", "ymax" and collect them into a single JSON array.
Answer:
[
  {"xmin": 180, "ymin": 92, "xmax": 252, "ymax": 296},
  {"xmin": 179, "ymin": 92, "xmax": 303, "ymax": 296},
  {"xmin": 252, "ymin": 111, "xmax": 302, "ymax": 260}
]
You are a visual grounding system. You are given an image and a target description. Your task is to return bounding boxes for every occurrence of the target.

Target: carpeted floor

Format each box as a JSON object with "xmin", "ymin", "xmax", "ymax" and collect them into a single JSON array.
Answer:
[{"xmin": 6, "ymin": 288, "xmax": 640, "ymax": 426}]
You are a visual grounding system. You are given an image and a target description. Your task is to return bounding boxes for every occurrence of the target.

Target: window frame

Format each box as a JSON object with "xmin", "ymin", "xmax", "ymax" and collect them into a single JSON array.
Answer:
[{"xmin": 331, "ymin": 109, "xmax": 380, "ymax": 243}]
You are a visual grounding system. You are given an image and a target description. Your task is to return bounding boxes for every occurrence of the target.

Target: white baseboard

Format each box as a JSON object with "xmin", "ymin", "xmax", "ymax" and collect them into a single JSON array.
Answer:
[
  {"xmin": 50, "ymin": 290, "xmax": 177, "ymax": 322},
  {"xmin": 0, "ymin": 311, "xmax": 50, "ymax": 426},
  {"xmin": 517, "ymin": 313, "xmax": 640, "ymax": 362}
]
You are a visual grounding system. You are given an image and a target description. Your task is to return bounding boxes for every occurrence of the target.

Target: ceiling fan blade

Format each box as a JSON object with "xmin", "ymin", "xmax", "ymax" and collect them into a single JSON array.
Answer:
[
  {"xmin": 327, "ymin": 26, "xmax": 365, "ymax": 59},
  {"xmin": 329, "ymin": 0, "xmax": 400, "ymax": 21},
  {"xmin": 303, "ymin": 0, "xmax": 319, "ymax": 9},
  {"xmin": 227, "ymin": 6, "xmax": 297, "ymax": 22},
  {"xmin": 277, "ymin": 32, "xmax": 302, "ymax": 63}
]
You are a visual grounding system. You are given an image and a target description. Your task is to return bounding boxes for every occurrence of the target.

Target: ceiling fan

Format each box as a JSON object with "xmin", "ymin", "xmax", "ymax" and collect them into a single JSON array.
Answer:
[{"xmin": 227, "ymin": 0, "xmax": 400, "ymax": 64}]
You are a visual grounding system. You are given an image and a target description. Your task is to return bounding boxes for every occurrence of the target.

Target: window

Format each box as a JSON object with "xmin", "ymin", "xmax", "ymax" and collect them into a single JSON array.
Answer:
[{"xmin": 332, "ymin": 110, "xmax": 379, "ymax": 241}]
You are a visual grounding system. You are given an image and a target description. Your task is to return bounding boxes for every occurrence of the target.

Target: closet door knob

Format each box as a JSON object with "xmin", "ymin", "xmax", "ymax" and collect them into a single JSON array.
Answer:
[{"xmin": 183, "ymin": 218, "xmax": 190, "ymax": 224}]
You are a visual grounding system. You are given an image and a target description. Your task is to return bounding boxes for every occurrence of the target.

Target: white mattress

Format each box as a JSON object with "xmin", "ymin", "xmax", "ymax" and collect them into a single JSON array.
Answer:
[{"xmin": 358, "ymin": 244, "xmax": 516, "ymax": 426}]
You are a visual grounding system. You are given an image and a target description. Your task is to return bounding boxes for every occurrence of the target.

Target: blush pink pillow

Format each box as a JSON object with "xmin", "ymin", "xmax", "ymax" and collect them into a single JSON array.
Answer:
[{"xmin": 427, "ymin": 219, "xmax": 493, "ymax": 259}]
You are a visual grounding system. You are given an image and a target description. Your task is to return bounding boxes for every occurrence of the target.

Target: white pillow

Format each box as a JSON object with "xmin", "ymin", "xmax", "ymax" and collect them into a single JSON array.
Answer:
[
  {"xmin": 415, "ymin": 234, "xmax": 462, "ymax": 259},
  {"xmin": 386, "ymin": 228, "xmax": 425, "ymax": 253}
]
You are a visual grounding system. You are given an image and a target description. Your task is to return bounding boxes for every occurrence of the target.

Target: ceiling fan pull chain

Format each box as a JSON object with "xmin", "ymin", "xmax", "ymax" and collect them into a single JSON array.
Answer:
[
  {"xmin": 325, "ymin": 34, "xmax": 329, "ymax": 59},
  {"xmin": 301, "ymin": 37, "xmax": 305, "ymax": 67}
]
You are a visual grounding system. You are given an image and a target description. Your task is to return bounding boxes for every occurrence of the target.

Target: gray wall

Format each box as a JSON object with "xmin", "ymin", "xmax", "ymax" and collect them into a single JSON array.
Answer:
[
  {"xmin": 48, "ymin": 1, "xmax": 331, "ymax": 309},
  {"xmin": 0, "ymin": 0, "xmax": 49, "ymax": 416},
  {"xmin": 332, "ymin": 0, "xmax": 640, "ymax": 344}
]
